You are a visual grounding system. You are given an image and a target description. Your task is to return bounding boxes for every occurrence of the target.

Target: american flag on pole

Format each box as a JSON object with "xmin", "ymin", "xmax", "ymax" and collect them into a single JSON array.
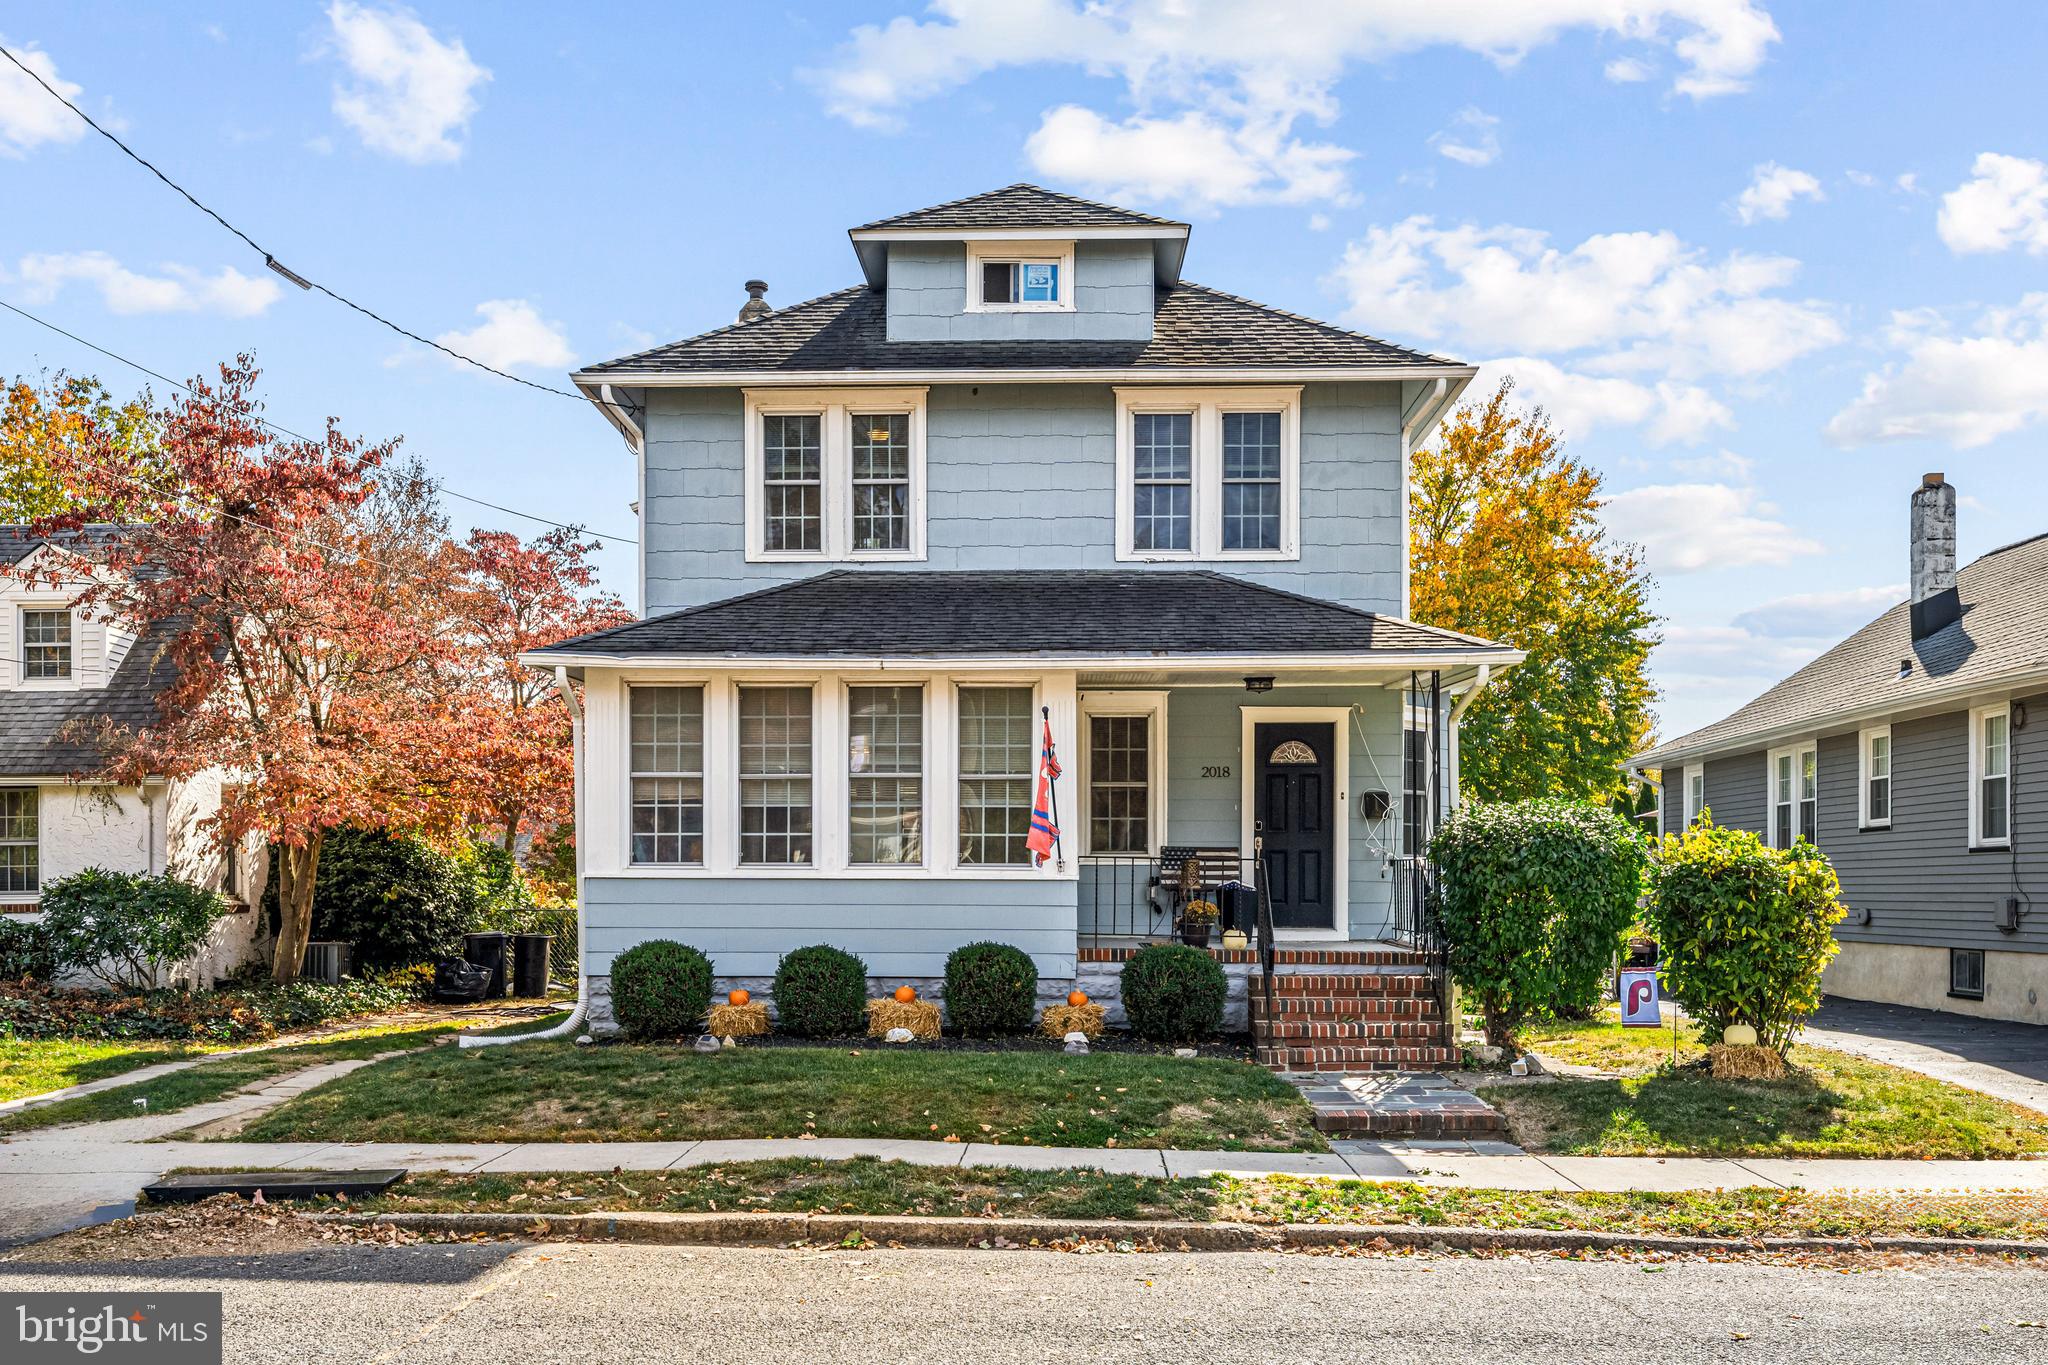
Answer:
[{"xmin": 1028, "ymin": 708, "xmax": 1062, "ymax": 868}]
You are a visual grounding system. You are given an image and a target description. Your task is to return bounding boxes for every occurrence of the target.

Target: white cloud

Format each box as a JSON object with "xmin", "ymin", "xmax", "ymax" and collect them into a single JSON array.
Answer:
[
  {"xmin": 1938, "ymin": 152, "xmax": 2048, "ymax": 255},
  {"xmin": 1731, "ymin": 584, "xmax": 1903, "ymax": 639},
  {"xmin": 0, "ymin": 38, "xmax": 86, "ymax": 157},
  {"xmin": 431, "ymin": 299, "xmax": 573, "ymax": 371},
  {"xmin": 1844, "ymin": 168, "xmax": 1876, "ymax": 188},
  {"xmin": 1652, "ymin": 621, "xmax": 1827, "ymax": 708},
  {"xmin": 1024, "ymin": 104, "xmax": 1353, "ymax": 211},
  {"xmin": 810, "ymin": 2, "xmax": 1778, "ymax": 209},
  {"xmin": 1666, "ymin": 448, "xmax": 1753, "ymax": 481},
  {"xmin": 325, "ymin": 2, "xmax": 489, "ymax": 164},
  {"xmin": 1601, "ymin": 480, "xmax": 1821, "ymax": 574},
  {"xmin": 1475, "ymin": 357, "xmax": 1732, "ymax": 445},
  {"xmin": 1895, "ymin": 171, "xmax": 1919, "ymax": 194},
  {"xmin": 1307, "ymin": 212, "xmax": 1332, "ymax": 232},
  {"xmin": 1604, "ymin": 56, "xmax": 1654, "ymax": 83},
  {"xmin": 1826, "ymin": 294, "xmax": 2048, "ymax": 448},
  {"xmin": 1330, "ymin": 215, "xmax": 1840, "ymax": 379},
  {"xmin": 1429, "ymin": 107, "xmax": 1500, "ymax": 168},
  {"xmin": 1732, "ymin": 161, "xmax": 1822, "ymax": 224},
  {"xmin": 13, "ymin": 251, "xmax": 280, "ymax": 316}
]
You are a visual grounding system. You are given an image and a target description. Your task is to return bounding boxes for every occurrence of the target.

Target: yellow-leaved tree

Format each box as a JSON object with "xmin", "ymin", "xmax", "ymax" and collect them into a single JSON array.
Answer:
[
  {"xmin": 1, "ymin": 372, "xmax": 164, "ymax": 522},
  {"xmin": 1411, "ymin": 378, "xmax": 1659, "ymax": 804}
]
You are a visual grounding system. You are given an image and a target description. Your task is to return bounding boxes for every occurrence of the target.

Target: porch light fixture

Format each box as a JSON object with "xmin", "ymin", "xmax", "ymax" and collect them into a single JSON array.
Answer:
[{"xmin": 1243, "ymin": 676, "xmax": 1274, "ymax": 693}]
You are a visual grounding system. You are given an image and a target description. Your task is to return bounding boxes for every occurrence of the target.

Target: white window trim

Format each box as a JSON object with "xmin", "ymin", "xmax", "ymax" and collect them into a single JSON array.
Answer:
[
  {"xmin": 1077, "ymin": 691, "xmax": 1169, "ymax": 856},
  {"xmin": 840, "ymin": 678, "xmax": 930, "ymax": 872},
  {"xmin": 0, "ymin": 783, "xmax": 37, "ymax": 905},
  {"xmin": 1765, "ymin": 741, "xmax": 1817, "ymax": 848},
  {"xmin": 1968, "ymin": 703, "xmax": 2012, "ymax": 849},
  {"xmin": 1858, "ymin": 724, "xmax": 1892, "ymax": 830},
  {"xmin": 1682, "ymin": 762, "xmax": 1704, "ymax": 827},
  {"xmin": 963, "ymin": 240, "xmax": 1075, "ymax": 313},
  {"xmin": 1113, "ymin": 386, "xmax": 1303, "ymax": 563},
  {"xmin": 742, "ymin": 388, "xmax": 928, "ymax": 563},
  {"xmin": 625, "ymin": 683, "xmax": 708, "ymax": 868},
  {"xmin": 8, "ymin": 600, "xmax": 83, "ymax": 692}
]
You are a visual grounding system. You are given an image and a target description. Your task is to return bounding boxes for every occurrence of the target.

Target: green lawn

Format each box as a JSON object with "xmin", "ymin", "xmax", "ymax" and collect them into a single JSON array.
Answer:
[
  {"xmin": 213, "ymin": 1159, "xmax": 2048, "ymax": 1242},
  {"xmin": 0, "ymin": 1038, "xmax": 216, "ymax": 1104},
  {"xmin": 236, "ymin": 1042, "xmax": 1325, "ymax": 1152},
  {"xmin": 1485, "ymin": 1010, "xmax": 2048, "ymax": 1159}
]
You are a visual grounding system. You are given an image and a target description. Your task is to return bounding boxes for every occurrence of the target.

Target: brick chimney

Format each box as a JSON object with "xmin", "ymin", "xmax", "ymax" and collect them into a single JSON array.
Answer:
[
  {"xmin": 737, "ymin": 280, "xmax": 771, "ymax": 324},
  {"xmin": 1909, "ymin": 471, "xmax": 1960, "ymax": 639}
]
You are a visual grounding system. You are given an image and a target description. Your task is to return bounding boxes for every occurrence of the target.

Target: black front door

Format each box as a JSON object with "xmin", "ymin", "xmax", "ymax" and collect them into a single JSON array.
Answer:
[{"xmin": 1254, "ymin": 722, "xmax": 1335, "ymax": 930}]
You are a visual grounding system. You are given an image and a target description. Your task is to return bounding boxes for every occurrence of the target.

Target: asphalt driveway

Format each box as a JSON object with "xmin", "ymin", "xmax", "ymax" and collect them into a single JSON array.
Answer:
[{"xmin": 1802, "ymin": 996, "xmax": 2048, "ymax": 1114}]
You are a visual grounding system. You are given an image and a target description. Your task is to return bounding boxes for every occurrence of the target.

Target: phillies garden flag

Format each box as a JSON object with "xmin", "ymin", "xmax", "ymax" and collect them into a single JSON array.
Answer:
[{"xmin": 1028, "ymin": 708, "xmax": 1063, "ymax": 867}]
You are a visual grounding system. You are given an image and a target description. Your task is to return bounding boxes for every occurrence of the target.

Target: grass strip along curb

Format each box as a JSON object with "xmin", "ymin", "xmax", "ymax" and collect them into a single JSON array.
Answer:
[{"xmin": 302, "ymin": 1208, "xmax": 2048, "ymax": 1258}]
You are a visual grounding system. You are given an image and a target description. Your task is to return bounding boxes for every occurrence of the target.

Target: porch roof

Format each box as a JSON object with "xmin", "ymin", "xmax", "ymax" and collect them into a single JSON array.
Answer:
[{"xmin": 526, "ymin": 570, "xmax": 1523, "ymax": 672}]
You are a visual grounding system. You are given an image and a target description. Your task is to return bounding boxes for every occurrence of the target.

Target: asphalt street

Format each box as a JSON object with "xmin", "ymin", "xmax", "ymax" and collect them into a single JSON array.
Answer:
[{"xmin": 3, "ymin": 1242, "xmax": 2045, "ymax": 1363}]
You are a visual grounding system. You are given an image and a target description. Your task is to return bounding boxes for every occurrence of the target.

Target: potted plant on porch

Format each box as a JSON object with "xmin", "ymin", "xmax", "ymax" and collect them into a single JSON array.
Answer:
[{"xmin": 1177, "ymin": 898, "xmax": 1219, "ymax": 948}]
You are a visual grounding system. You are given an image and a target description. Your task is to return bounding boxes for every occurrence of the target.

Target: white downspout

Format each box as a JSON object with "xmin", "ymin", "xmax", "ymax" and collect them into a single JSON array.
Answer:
[
  {"xmin": 1448, "ymin": 663, "xmax": 1492, "ymax": 727},
  {"xmin": 462, "ymin": 665, "xmax": 589, "ymax": 1048}
]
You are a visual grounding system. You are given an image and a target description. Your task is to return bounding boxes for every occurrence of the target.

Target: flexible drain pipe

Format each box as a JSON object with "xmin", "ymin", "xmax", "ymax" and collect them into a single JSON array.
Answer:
[{"xmin": 462, "ymin": 665, "xmax": 589, "ymax": 1048}]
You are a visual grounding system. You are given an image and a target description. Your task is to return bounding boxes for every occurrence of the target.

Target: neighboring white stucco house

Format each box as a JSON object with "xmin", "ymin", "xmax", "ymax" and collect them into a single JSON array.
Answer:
[{"xmin": 1, "ymin": 526, "xmax": 267, "ymax": 986}]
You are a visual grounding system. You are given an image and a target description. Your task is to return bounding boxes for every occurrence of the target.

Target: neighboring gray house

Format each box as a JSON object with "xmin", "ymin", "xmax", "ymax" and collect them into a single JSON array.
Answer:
[
  {"xmin": 1635, "ymin": 474, "xmax": 2046, "ymax": 1025},
  {"xmin": 531, "ymin": 185, "xmax": 1522, "ymax": 1063},
  {"xmin": 1, "ymin": 526, "xmax": 266, "ymax": 985}
]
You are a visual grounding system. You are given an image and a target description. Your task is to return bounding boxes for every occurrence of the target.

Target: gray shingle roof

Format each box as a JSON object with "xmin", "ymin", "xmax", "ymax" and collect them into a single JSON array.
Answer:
[
  {"xmin": 577, "ymin": 282, "xmax": 1458, "ymax": 378},
  {"xmin": 1637, "ymin": 532, "xmax": 2048, "ymax": 766},
  {"xmin": 850, "ymin": 183, "xmax": 1188, "ymax": 233},
  {"xmin": 1, "ymin": 526, "xmax": 175, "ymax": 778},
  {"xmin": 531, "ymin": 570, "xmax": 1515, "ymax": 661}
]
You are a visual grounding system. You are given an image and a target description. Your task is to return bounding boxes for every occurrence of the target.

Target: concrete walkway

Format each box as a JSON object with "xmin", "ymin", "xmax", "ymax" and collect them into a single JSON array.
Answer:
[{"xmin": 1801, "ymin": 996, "xmax": 2048, "ymax": 1114}]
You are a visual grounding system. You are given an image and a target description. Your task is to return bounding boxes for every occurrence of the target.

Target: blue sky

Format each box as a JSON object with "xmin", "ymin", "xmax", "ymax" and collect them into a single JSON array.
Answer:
[{"xmin": 4, "ymin": 3, "xmax": 2046, "ymax": 740}]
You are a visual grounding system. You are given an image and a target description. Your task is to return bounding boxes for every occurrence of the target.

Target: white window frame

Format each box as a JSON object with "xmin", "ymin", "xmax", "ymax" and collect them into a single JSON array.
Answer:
[
  {"xmin": 1682, "ymin": 763, "xmax": 1704, "ymax": 827},
  {"xmin": 842, "ymin": 679, "xmax": 929, "ymax": 871},
  {"xmin": 627, "ymin": 683, "xmax": 706, "ymax": 867},
  {"xmin": 964, "ymin": 240, "xmax": 1075, "ymax": 313},
  {"xmin": 1969, "ymin": 703, "xmax": 2012, "ymax": 849},
  {"xmin": 1765, "ymin": 741, "xmax": 1817, "ymax": 849},
  {"xmin": 1858, "ymin": 725, "xmax": 1892, "ymax": 830},
  {"xmin": 1113, "ymin": 386, "xmax": 1302, "ymax": 563},
  {"xmin": 742, "ymin": 388, "xmax": 928, "ymax": 563},
  {"xmin": 1077, "ymin": 691, "xmax": 1169, "ymax": 856},
  {"xmin": 0, "ymin": 784, "xmax": 37, "ymax": 904},
  {"xmin": 954, "ymin": 681, "xmax": 1042, "ymax": 870}
]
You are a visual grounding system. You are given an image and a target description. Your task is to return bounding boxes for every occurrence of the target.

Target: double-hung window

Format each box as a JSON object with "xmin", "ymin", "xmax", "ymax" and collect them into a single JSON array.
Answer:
[
  {"xmin": 21, "ymin": 608, "xmax": 72, "ymax": 680},
  {"xmin": 1115, "ymin": 388, "xmax": 1300, "ymax": 561},
  {"xmin": 1683, "ymin": 763, "xmax": 1705, "ymax": 828},
  {"xmin": 1860, "ymin": 726, "xmax": 1892, "ymax": 829},
  {"xmin": 0, "ymin": 787, "xmax": 37, "ymax": 898},
  {"xmin": 745, "ymin": 390, "xmax": 927, "ymax": 562},
  {"xmin": 848, "ymin": 685, "xmax": 923, "ymax": 866},
  {"xmin": 629, "ymin": 687, "xmax": 704, "ymax": 865},
  {"xmin": 957, "ymin": 686, "xmax": 1034, "ymax": 866},
  {"xmin": 1767, "ymin": 743, "xmax": 1818, "ymax": 848},
  {"xmin": 738, "ymin": 686, "xmax": 814, "ymax": 865},
  {"xmin": 1971, "ymin": 705, "xmax": 2011, "ymax": 848},
  {"xmin": 1081, "ymin": 695, "xmax": 1164, "ymax": 857}
]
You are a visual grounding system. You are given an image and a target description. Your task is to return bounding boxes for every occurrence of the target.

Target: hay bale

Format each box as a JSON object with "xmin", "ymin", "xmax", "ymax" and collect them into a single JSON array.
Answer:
[
  {"xmin": 865, "ymin": 997, "xmax": 941, "ymax": 1040},
  {"xmin": 1040, "ymin": 1003, "xmax": 1106, "ymax": 1039},
  {"xmin": 706, "ymin": 1001, "xmax": 769, "ymax": 1037},
  {"xmin": 1709, "ymin": 1042, "xmax": 1787, "ymax": 1080}
]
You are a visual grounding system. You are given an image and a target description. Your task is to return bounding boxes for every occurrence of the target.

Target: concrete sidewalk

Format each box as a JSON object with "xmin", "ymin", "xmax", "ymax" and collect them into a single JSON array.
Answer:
[{"xmin": 6, "ymin": 1129, "xmax": 2048, "ymax": 1249}]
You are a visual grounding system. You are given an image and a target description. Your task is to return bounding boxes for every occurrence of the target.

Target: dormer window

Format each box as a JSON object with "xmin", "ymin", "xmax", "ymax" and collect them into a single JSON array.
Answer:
[
  {"xmin": 965, "ymin": 241, "xmax": 1074, "ymax": 312},
  {"xmin": 21, "ymin": 608, "xmax": 72, "ymax": 680}
]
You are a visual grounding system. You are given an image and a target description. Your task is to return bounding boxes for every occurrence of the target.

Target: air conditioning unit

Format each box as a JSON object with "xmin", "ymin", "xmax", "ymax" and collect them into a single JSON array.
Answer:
[
  {"xmin": 1997, "ymin": 897, "xmax": 2023, "ymax": 935},
  {"xmin": 301, "ymin": 941, "xmax": 350, "ymax": 984}
]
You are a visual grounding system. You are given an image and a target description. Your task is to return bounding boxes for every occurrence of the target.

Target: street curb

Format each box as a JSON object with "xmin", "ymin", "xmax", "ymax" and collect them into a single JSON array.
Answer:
[{"xmin": 306, "ymin": 1210, "xmax": 2048, "ymax": 1258}]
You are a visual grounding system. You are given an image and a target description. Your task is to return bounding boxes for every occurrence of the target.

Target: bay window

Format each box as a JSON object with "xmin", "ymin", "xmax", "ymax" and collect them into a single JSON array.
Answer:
[
  {"xmin": 738, "ymin": 686, "xmax": 814, "ymax": 865},
  {"xmin": 1115, "ymin": 387, "xmax": 1300, "ymax": 561},
  {"xmin": 744, "ymin": 389, "xmax": 927, "ymax": 562},
  {"xmin": 848, "ymin": 685, "xmax": 923, "ymax": 865},
  {"xmin": 957, "ymin": 686, "xmax": 1034, "ymax": 866}
]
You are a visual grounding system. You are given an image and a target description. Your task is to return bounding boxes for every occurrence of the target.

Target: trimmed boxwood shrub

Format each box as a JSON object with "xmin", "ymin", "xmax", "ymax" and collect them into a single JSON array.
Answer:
[
  {"xmin": 1645, "ymin": 817, "xmax": 1846, "ymax": 1052},
  {"xmin": 39, "ymin": 869, "xmax": 229, "ymax": 991},
  {"xmin": 1120, "ymin": 943, "xmax": 1227, "ymax": 1042},
  {"xmin": 773, "ymin": 944, "xmax": 868, "ymax": 1037},
  {"xmin": 1432, "ymin": 798, "xmax": 1647, "ymax": 1050},
  {"xmin": 943, "ymin": 942, "xmax": 1038, "ymax": 1036},
  {"xmin": 608, "ymin": 939, "xmax": 714, "ymax": 1039}
]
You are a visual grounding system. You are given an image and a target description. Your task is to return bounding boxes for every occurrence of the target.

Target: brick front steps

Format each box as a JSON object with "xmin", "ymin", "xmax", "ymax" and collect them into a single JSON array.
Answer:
[
  {"xmin": 1250, "ymin": 963, "xmax": 1455, "ymax": 1072},
  {"xmin": 1286, "ymin": 1071, "xmax": 1509, "ymax": 1141}
]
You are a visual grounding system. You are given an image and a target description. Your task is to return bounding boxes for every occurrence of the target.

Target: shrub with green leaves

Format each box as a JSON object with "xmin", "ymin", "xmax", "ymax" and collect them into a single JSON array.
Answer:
[
  {"xmin": 772, "ymin": 944, "xmax": 868, "ymax": 1037},
  {"xmin": 0, "ymin": 917, "xmax": 60, "ymax": 983},
  {"xmin": 1119, "ymin": 943, "xmax": 1227, "ymax": 1042},
  {"xmin": 1433, "ymin": 798, "xmax": 1647, "ymax": 1050},
  {"xmin": 943, "ymin": 942, "xmax": 1038, "ymax": 1036},
  {"xmin": 38, "ymin": 869, "xmax": 229, "ymax": 991},
  {"xmin": 276, "ymin": 827, "xmax": 473, "ymax": 974},
  {"xmin": 608, "ymin": 939, "xmax": 714, "ymax": 1039},
  {"xmin": 1645, "ymin": 817, "xmax": 1846, "ymax": 1052}
]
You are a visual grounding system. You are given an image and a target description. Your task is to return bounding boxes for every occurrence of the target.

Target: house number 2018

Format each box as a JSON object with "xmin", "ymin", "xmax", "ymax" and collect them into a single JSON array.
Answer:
[{"xmin": 1201, "ymin": 765, "xmax": 1231, "ymax": 778}]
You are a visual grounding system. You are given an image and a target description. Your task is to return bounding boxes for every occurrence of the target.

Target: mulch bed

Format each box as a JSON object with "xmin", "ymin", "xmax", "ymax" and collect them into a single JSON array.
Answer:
[{"xmin": 607, "ymin": 1030, "xmax": 1258, "ymax": 1062}]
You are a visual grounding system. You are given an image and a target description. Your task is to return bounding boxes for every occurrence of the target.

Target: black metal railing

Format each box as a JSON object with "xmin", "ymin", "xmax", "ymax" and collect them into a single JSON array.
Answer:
[
  {"xmin": 1077, "ymin": 851, "xmax": 1266, "ymax": 950},
  {"xmin": 1253, "ymin": 834, "xmax": 1276, "ymax": 1051},
  {"xmin": 1392, "ymin": 854, "xmax": 1454, "ymax": 1048}
]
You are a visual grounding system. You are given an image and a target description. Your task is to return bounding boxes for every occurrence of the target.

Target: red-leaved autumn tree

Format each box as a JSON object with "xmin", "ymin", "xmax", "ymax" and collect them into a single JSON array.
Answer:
[
  {"xmin": 39, "ymin": 359, "xmax": 464, "ymax": 982},
  {"xmin": 445, "ymin": 526, "xmax": 631, "ymax": 852}
]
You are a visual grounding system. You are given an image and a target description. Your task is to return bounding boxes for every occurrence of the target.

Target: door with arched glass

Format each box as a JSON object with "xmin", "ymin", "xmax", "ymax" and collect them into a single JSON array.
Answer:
[{"xmin": 1253, "ymin": 722, "xmax": 1335, "ymax": 930}]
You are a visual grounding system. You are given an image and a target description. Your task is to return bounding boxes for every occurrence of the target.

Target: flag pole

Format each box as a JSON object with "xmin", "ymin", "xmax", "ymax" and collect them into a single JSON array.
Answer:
[{"xmin": 1042, "ymin": 705, "xmax": 1065, "ymax": 872}]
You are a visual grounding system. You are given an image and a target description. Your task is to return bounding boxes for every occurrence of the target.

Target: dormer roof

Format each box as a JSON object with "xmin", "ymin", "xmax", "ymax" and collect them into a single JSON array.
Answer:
[{"xmin": 847, "ymin": 183, "xmax": 1190, "ymax": 288}]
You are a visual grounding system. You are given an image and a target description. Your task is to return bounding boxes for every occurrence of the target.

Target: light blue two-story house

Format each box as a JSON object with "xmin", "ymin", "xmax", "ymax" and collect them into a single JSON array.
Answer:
[{"xmin": 533, "ymin": 185, "xmax": 1522, "ymax": 1066}]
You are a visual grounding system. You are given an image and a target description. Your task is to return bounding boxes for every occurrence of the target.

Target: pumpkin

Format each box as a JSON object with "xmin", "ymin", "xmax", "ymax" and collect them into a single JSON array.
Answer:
[
  {"xmin": 1067, "ymin": 990, "xmax": 1089, "ymax": 1007},
  {"xmin": 894, "ymin": 985, "xmax": 917, "ymax": 1003},
  {"xmin": 728, "ymin": 988, "xmax": 750, "ymax": 1007}
]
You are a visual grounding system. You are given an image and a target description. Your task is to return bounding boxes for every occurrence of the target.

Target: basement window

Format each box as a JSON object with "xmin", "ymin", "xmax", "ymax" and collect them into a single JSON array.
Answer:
[{"xmin": 1949, "ymin": 947, "xmax": 1985, "ymax": 1001}]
